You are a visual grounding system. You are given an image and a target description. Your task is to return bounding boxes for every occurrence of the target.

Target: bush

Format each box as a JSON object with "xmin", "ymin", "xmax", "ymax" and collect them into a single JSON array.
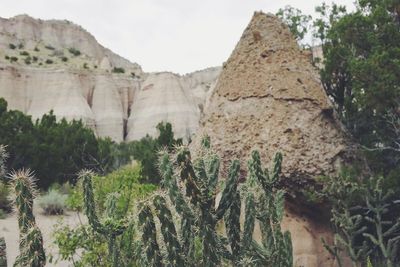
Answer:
[
  {"xmin": 19, "ymin": 51, "xmax": 29, "ymax": 56},
  {"xmin": 24, "ymin": 57, "xmax": 31, "ymax": 65},
  {"xmin": 61, "ymin": 57, "xmax": 68, "ymax": 62},
  {"xmin": 37, "ymin": 189, "xmax": 67, "ymax": 215},
  {"xmin": 68, "ymin": 48, "xmax": 81, "ymax": 56},
  {"xmin": 8, "ymin": 43, "xmax": 16, "ymax": 49},
  {"xmin": 18, "ymin": 43, "xmax": 24, "ymax": 49},
  {"xmin": 66, "ymin": 164, "xmax": 156, "ymax": 213},
  {"xmin": 4, "ymin": 55, "xmax": 9, "ymax": 60},
  {"xmin": 32, "ymin": 56, "xmax": 38, "ymax": 62},
  {"xmin": 34, "ymin": 47, "xmax": 40, "ymax": 52},
  {"xmin": 0, "ymin": 181, "xmax": 11, "ymax": 213},
  {"xmin": 112, "ymin": 67, "xmax": 125, "ymax": 73},
  {"xmin": 45, "ymin": 59, "xmax": 53, "ymax": 64},
  {"xmin": 83, "ymin": 62, "xmax": 89, "ymax": 69},
  {"xmin": 10, "ymin": 56, "xmax": 18, "ymax": 62}
]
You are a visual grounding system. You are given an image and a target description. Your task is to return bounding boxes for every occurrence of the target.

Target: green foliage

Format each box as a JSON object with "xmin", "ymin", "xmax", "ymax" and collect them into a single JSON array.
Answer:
[
  {"xmin": 10, "ymin": 56, "xmax": 18, "ymax": 62},
  {"xmin": 53, "ymin": 223, "xmax": 108, "ymax": 266},
  {"xmin": 130, "ymin": 122, "xmax": 182, "ymax": 184},
  {"xmin": 0, "ymin": 98, "xmax": 111, "ymax": 189},
  {"xmin": 322, "ymin": 173, "xmax": 400, "ymax": 266},
  {"xmin": 34, "ymin": 47, "xmax": 39, "ymax": 52},
  {"xmin": 61, "ymin": 56, "xmax": 68, "ymax": 62},
  {"xmin": 137, "ymin": 137, "xmax": 292, "ymax": 266},
  {"xmin": 8, "ymin": 43, "xmax": 16, "ymax": 49},
  {"xmin": 276, "ymin": 5, "xmax": 312, "ymax": 42},
  {"xmin": 45, "ymin": 59, "xmax": 53, "ymax": 64},
  {"xmin": 66, "ymin": 164, "xmax": 156, "ymax": 213},
  {"xmin": 19, "ymin": 51, "xmax": 29, "ymax": 56},
  {"xmin": 314, "ymin": 0, "xmax": 400, "ymax": 177},
  {"xmin": 55, "ymin": 165, "xmax": 155, "ymax": 266},
  {"xmin": 32, "ymin": 56, "xmax": 38, "ymax": 62},
  {"xmin": 112, "ymin": 67, "xmax": 125, "ymax": 73},
  {"xmin": 10, "ymin": 169, "xmax": 46, "ymax": 267},
  {"xmin": 45, "ymin": 45, "xmax": 55, "ymax": 50},
  {"xmin": 68, "ymin": 47, "xmax": 81, "ymax": 56},
  {"xmin": 83, "ymin": 62, "xmax": 89, "ymax": 69},
  {"xmin": 37, "ymin": 189, "xmax": 67, "ymax": 215}
]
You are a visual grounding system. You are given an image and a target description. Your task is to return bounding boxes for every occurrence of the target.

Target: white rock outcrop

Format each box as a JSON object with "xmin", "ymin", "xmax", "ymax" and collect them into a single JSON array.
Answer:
[{"xmin": 0, "ymin": 15, "xmax": 221, "ymax": 142}]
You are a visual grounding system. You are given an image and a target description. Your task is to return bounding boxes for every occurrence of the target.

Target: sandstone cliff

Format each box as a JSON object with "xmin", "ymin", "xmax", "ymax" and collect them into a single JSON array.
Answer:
[
  {"xmin": 194, "ymin": 12, "xmax": 359, "ymax": 267},
  {"xmin": 0, "ymin": 15, "xmax": 220, "ymax": 142}
]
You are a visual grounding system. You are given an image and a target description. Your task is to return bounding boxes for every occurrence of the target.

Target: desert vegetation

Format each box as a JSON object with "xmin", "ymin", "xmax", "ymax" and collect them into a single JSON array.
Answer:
[{"xmin": 0, "ymin": 0, "xmax": 399, "ymax": 266}]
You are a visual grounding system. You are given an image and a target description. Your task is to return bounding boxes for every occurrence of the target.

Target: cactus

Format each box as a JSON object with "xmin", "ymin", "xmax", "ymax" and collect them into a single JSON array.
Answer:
[
  {"xmin": 138, "ymin": 137, "xmax": 292, "ymax": 266},
  {"xmin": 240, "ymin": 150, "xmax": 292, "ymax": 267},
  {"xmin": 10, "ymin": 169, "xmax": 45, "ymax": 267},
  {"xmin": 0, "ymin": 145, "xmax": 6, "ymax": 180},
  {"xmin": 0, "ymin": 237, "xmax": 6, "ymax": 267},
  {"xmin": 79, "ymin": 170, "xmax": 128, "ymax": 267}
]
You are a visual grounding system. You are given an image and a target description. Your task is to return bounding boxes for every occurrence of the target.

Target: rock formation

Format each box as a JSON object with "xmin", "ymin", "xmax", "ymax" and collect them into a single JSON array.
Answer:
[
  {"xmin": 0, "ymin": 15, "xmax": 220, "ymax": 142},
  {"xmin": 194, "ymin": 12, "xmax": 359, "ymax": 267}
]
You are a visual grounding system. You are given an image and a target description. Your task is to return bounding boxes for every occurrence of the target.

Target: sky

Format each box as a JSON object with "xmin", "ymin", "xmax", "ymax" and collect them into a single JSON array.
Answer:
[{"xmin": 1, "ymin": 0, "xmax": 356, "ymax": 74}]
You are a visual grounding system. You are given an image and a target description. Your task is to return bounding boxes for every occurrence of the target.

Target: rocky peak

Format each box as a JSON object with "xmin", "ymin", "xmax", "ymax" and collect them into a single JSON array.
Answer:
[{"xmin": 194, "ymin": 11, "xmax": 360, "ymax": 266}]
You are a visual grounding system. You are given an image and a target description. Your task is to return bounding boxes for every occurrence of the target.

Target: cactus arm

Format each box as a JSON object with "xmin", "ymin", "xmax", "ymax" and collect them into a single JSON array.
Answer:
[
  {"xmin": 215, "ymin": 160, "xmax": 240, "ymax": 220},
  {"xmin": 225, "ymin": 191, "xmax": 241, "ymax": 263},
  {"xmin": 80, "ymin": 170, "xmax": 107, "ymax": 235},
  {"xmin": 153, "ymin": 195, "xmax": 185, "ymax": 267},
  {"xmin": 10, "ymin": 170, "xmax": 46, "ymax": 267},
  {"xmin": 138, "ymin": 205, "xmax": 163, "ymax": 267}
]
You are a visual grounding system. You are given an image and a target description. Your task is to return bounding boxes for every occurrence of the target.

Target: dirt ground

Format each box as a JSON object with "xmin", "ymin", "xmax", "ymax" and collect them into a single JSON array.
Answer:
[{"xmin": 0, "ymin": 204, "xmax": 84, "ymax": 267}]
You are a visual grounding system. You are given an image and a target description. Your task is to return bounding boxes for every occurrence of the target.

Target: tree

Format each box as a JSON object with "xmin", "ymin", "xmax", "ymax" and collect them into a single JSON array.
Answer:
[
  {"xmin": 276, "ymin": 5, "xmax": 312, "ymax": 43},
  {"xmin": 314, "ymin": 1, "xmax": 400, "ymax": 177},
  {"xmin": 131, "ymin": 122, "xmax": 182, "ymax": 184},
  {"xmin": 0, "ymin": 98, "xmax": 105, "ymax": 188}
]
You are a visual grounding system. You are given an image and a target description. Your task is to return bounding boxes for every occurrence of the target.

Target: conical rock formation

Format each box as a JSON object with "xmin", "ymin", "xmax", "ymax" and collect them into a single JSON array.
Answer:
[{"xmin": 195, "ymin": 12, "xmax": 359, "ymax": 266}]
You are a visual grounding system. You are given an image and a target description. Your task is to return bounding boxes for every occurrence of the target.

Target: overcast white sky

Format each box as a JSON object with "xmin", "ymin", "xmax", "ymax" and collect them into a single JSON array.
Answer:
[{"xmin": 1, "ymin": 0, "xmax": 355, "ymax": 74}]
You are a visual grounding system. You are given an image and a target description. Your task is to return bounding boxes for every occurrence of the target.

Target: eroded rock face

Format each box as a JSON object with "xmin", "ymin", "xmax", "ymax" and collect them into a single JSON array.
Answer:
[
  {"xmin": 0, "ymin": 15, "xmax": 221, "ymax": 142},
  {"xmin": 194, "ymin": 12, "xmax": 358, "ymax": 266}
]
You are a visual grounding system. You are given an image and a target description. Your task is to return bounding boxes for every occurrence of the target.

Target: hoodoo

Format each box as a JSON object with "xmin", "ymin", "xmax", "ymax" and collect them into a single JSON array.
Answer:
[{"xmin": 195, "ymin": 12, "xmax": 360, "ymax": 266}]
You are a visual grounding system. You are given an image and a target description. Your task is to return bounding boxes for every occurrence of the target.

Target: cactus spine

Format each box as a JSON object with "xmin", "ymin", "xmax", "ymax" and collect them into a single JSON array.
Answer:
[
  {"xmin": 10, "ymin": 169, "xmax": 46, "ymax": 267},
  {"xmin": 79, "ymin": 170, "xmax": 127, "ymax": 267},
  {"xmin": 139, "ymin": 138, "xmax": 293, "ymax": 266}
]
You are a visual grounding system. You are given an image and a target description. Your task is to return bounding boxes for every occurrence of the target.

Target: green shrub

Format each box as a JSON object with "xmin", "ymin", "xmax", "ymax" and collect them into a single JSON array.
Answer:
[
  {"xmin": 4, "ymin": 55, "xmax": 9, "ymax": 60},
  {"xmin": 83, "ymin": 62, "xmax": 89, "ymax": 69},
  {"xmin": 24, "ymin": 57, "xmax": 31, "ymax": 65},
  {"xmin": 54, "ymin": 165, "xmax": 155, "ymax": 266},
  {"xmin": 68, "ymin": 47, "xmax": 81, "ymax": 56},
  {"xmin": 10, "ymin": 56, "xmax": 18, "ymax": 62},
  {"xmin": 34, "ymin": 47, "xmax": 40, "ymax": 52},
  {"xmin": 8, "ymin": 43, "xmax": 16, "ymax": 49},
  {"xmin": 37, "ymin": 189, "xmax": 67, "ymax": 215},
  {"xmin": 112, "ymin": 67, "xmax": 125, "ymax": 73},
  {"xmin": 18, "ymin": 43, "xmax": 24, "ymax": 49},
  {"xmin": 32, "ymin": 56, "xmax": 38, "ymax": 62},
  {"xmin": 66, "ymin": 164, "xmax": 156, "ymax": 213},
  {"xmin": 0, "ymin": 181, "xmax": 11, "ymax": 213},
  {"xmin": 45, "ymin": 59, "xmax": 53, "ymax": 64},
  {"xmin": 61, "ymin": 56, "xmax": 68, "ymax": 62},
  {"xmin": 19, "ymin": 51, "xmax": 29, "ymax": 56}
]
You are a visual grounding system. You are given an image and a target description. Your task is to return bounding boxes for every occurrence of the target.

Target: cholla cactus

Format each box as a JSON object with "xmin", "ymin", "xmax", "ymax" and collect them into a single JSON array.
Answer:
[
  {"xmin": 0, "ymin": 145, "xmax": 7, "ymax": 180},
  {"xmin": 241, "ymin": 150, "xmax": 293, "ymax": 266},
  {"xmin": 10, "ymin": 169, "xmax": 46, "ymax": 267},
  {"xmin": 138, "ymin": 137, "xmax": 292, "ymax": 266},
  {"xmin": 79, "ymin": 170, "xmax": 127, "ymax": 267},
  {"xmin": 0, "ymin": 237, "xmax": 6, "ymax": 267}
]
